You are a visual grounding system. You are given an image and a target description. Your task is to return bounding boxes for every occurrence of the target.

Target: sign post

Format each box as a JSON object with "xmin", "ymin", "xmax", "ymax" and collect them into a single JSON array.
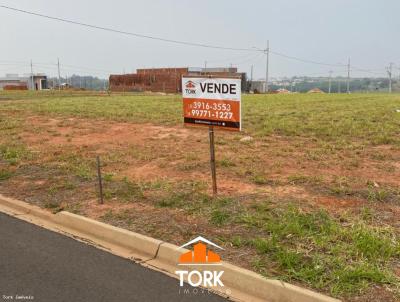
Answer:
[
  {"xmin": 182, "ymin": 75, "xmax": 241, "ymax": 195},
  {"xmin": 96, "ymin": 155, "xmax": 104, "ymax": 204},
  {"xmin": 208, "ymin": 126, "xmax": 217, "ymax": 195}
]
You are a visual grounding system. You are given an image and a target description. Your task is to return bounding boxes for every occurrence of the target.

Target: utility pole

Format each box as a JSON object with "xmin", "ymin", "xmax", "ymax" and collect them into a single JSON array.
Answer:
[
  {"xmin": 250, "ymin": 65, "xmax": 253, "ymax": 92},
  {"xmin": 346, "ymin": 58, "xmax": 350, "ymax": 94},
  {"xmin": 398, "ymin": 66, "xmax": 400, "ymax": 81},
  {"xmin": 338, "ymin": 79, "xmax": 341, "ymax": 93},
  {"xmin": 204, "ymin": 61, "xmax": 207, "ymax": 73},
  {"xmin": 386, "ymin": 63, "xmax": 394, "ymax": 93},
  {"xmin": 328, "ymin": 70, "xmax": 333, "ymax": 94},
  {"xmin": 265, "ymin": 40, "xmax": 270, "ymax": 93},
  {"xmin": 30, "ymin": 60, "xmax": 34, "ymax": 91},
  {"xmin": 57, "ymin": 58, "xmax": 61, "ymax": 91}
]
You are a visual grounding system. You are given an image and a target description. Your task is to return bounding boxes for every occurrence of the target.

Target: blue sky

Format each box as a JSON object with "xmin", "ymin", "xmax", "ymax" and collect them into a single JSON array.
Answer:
[{"xmin": 0, "ymin": 0, "xmax": 399, "ymax": 79}]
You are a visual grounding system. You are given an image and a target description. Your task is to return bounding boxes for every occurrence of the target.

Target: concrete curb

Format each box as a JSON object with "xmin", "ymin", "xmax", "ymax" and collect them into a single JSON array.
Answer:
[
  {"xmin": 56, "ymin": 212, "xmax": 162, "ymax": 260},
  {"xmin": 0, "ymin": 195, "xmax": 161, "ymax": 261},
  {"xmin": 0, "ymin": 194, "xmax": 340, "ymax": 302},
  {"xmin": 150, "ymin": 241, "xmax": 338, "ymax": 302}
]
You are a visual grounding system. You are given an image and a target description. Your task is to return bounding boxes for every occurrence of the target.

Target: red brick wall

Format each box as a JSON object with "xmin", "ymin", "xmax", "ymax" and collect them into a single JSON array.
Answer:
[
  {"xmin": 109, "ymin": 68, "xmax": 247, "ymax": 93},
  {"xmin": 3, "ymin": 84, "xmax": 28, "ymax": 90},
  {"xmin": 109, "ymin": 68, "xmax": 189, "ymax": 93}
]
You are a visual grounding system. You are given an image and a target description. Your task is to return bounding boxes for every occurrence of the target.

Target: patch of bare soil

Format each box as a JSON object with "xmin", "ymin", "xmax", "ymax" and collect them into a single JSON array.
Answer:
[
  {"xmin": 20, "ymin": 116, "xmax": 400, "ymax": 210},
  {"xmin": 82, "ymin": 199, "xmax": 215, "ymax": 247},
  {"xmin": 1, "ymin": 113, "xmax": 399, "ymax": 301},
  {"xmin": 348, "ymin": 286, "xmax": 399, "ymax": 302}
]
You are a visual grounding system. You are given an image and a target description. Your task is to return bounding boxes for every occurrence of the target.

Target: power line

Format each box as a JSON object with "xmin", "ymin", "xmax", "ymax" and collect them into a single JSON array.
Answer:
[
  {"xmin": 270, "ymin": 50, "xmax": 346, "ymax": 67},
  {"xmin": 0, "ymin": 59, "xmax": 118, "ymax": 74},
  {"xmin": 0, "ymin": 4, "xmax": 256, "ymax": 52},
  {"xmin": 351, "ymin": 66, "xmax": 386, "ymax": 75},
  {"xmin": 230, "ymin": 53, "xmax": 264, "ymax": 66},
  {"xmin": 60, "ymin": 64, "xmax": 117, "ymax": 73},
  {"xmin": 294, "ymin": 72, "xmax": 344, "ymax": 77},
  {"xmin": 0, "ymin": 4, "xmax": 364, "ymax": 69},
  {"xmin": 1, "ymin": 4, "xmax": 397, "ymax": 78},
  {"xmin": 205, "ymin": 52, "xmax": 257, "ymax": 64},
  {"xmin": 0, "ymin": 58, "xmax": 389, "ymax": 80}
]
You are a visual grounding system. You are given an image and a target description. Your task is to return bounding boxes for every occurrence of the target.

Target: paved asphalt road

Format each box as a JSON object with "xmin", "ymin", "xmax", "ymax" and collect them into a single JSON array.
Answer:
[{"xmin": 0, "ymin": 212, "xmax": 228, "ymax": 302}]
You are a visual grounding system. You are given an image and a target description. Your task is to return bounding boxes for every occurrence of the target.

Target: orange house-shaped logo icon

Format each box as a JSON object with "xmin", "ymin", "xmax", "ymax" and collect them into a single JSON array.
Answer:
[
  {"xmin": 185, "ymin": 81, "xmax": 196, "ymax": 89},
  {"xmin": 178, "ymin": 236, "xmax": 222, "ymax": 265}
]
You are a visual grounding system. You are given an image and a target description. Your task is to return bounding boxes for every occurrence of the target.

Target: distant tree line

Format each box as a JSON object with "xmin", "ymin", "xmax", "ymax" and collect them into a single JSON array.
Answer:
[
  {"xmin": 269, "ymin": 77, "xmax": 393, "ymax": 93},
  {"xmin": 48, "ymin": 75, "xmax": 109, "ymax": 90},
  {"xmin": 47, "ymin": 74, "xmax": 396, "ymax": 93}
]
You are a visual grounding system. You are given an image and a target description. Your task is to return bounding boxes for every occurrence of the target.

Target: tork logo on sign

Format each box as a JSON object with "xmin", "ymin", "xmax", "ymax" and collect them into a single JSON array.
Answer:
[{"xmin": 175, "ymin": 236, "xmax": 224, "ymax": 287}]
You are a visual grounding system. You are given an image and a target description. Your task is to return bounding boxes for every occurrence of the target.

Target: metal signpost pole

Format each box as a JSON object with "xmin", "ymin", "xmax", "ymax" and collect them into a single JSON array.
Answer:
[
  {"xmin": 208, "ymin": 126, "xmax": 217, "ymax": 195},
  {"xmin": 96, "ymin": 156, "xmax": 104, "ymax": 204}
]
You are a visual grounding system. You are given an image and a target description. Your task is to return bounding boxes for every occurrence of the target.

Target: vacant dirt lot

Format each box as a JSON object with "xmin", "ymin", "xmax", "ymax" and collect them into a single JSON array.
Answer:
[
  {"xmin": 18, "ymin": 115, "xmax": 400, "ymax": 212},
  {"xmin": 0, "ymin": 92, "xmax": 399, "ymax": 301}
]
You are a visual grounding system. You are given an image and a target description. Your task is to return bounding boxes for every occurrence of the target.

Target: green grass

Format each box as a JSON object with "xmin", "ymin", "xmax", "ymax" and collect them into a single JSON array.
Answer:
[
  {"xmin": 251, "ymin": 174, "xmax": 276, "ymax": 185},
  {"xmin": 0, "ymin": 169, "xmax": 13, "ymax": 180},
  {"xmin": 0, "ymin": 144, "xmax": 31, "ymax": 165},
  {"xmin": 210, "ymin": 209, "xmax": 230, "ymax": 225},
  {"xmin": 154, "ymin": 180, "xmax": 210, "ymax": 210},
  {"xmin": 234, "ymin": 204, "xmax": 400, "ymax": 296},
  {"xmin": 0, "ymin": 93, "xmax": 182, "ymax": 125},
  {"xmin": 1, "ymin": 92, "xmax": 400, "ymax": 146},
  {"xmin": 103, "ymin": 177, "xmax": 143, "ymax": 202},
  {"xmin": 287, "ymin": 174, "xmax": 324, "ymax": 185},
  {"xmin": 122, "ymin": 177, "xmax": 400, "ymax": 297},
  {"xmin": 217, "ymin": 158, "xmax": 236, "ymax": 167},
  {"xmin": 55, "ymin": 152, "xmax": 95, "ymax": 180},
  {"xmin": 1, "ymin": 91, "xmax": 400, "ymax": 300}
]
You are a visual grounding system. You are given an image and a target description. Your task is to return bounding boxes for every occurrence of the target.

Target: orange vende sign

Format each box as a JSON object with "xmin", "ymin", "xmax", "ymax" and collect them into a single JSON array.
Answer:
[{"xmin": 182, "ymin": 76, "xmax": 241, "ymax": 131}]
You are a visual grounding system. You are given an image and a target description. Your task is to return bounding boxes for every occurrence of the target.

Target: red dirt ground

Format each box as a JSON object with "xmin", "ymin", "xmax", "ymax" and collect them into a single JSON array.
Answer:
[{"xmin": 0, "ymin": 114, "xmax": 398, "ymax": 301}]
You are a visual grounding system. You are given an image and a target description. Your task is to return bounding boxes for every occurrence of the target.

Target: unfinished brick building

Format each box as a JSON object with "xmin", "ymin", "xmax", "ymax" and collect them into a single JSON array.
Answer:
[{"xmin": 109, "ymin": 67, "xmax": 246, "ymax": 93}]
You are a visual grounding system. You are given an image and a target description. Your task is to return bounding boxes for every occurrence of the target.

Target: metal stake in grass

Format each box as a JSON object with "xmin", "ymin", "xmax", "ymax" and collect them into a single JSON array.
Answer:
[
  {"xmin": 96, "ymin": 155, "xmax": 104, "ymax": 204},
  {"xmin": 209, "ymin": 126, "xmax": 217, "ymax": 196}
]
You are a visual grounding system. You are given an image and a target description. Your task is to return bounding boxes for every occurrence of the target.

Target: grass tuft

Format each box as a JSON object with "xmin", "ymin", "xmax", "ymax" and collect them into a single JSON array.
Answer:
[{"xmin": 0, "ymin": 169, "xmax": 13, "ymax": 180}]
